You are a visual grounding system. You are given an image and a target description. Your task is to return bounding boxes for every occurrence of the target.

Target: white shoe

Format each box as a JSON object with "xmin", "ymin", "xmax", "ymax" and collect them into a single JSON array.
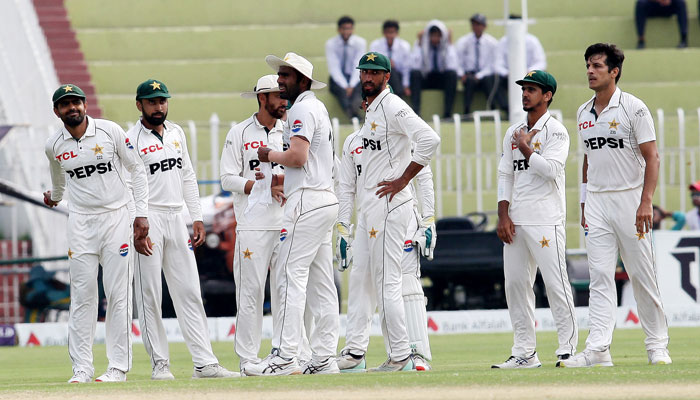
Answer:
[
  {"xmin": 491, "ymin": 352, "xmax": 542, "ymax": 369},
  {"xmin": 559, "ymin": 349, "xmax": 613, "ymax": 368},
  {"xmin": 67, "ymin": 370, "xmax": 92, "ymax": 383},
  {"xmin": 412, "ymin": 354, "xmax": 432, "ymax": 371},
  {"xmin": 242, "ymin": 355, "xmax": 301, "ymax": 376},
  {"xmin": 336, "ymin": 350, "xmax": 366, "ymax": 373},
  {"xmin": 648, "ymin": 348, "xmax": 672, "ymax": 365},
  {"xmin": 95, "ymin": 368, "xmax": 126, "ymax": 382},
  {"xmin": 301, "ymin": 357, "xmax": 340, "ymax": 374},
  {"xmin": 368, "ymin": 356, "xmax": 414, "ymax": 372},
  {"xmin": 152, "ymin": 360, "xmax": 175, "ymax": 380},
  {"xmin": 192, "ymin": 364, "xmax": 240, "ymax": 378}
]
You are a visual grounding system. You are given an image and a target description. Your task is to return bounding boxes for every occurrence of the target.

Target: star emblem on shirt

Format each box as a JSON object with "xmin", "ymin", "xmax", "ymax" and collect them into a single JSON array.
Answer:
[
  {"xmin": 366, "ymin": 53, "xmax": 377, "ymax": 62},
  {"xmin": 608, "ymin": 119, "xmax": 620, "ymax": 129},
  {"xmin": 370, "ymin": 121, "xmax": 378, "ymax": 131},
  {"xmin": 533, "ymin": 140, "xmax": 542, "ymax": 151},
  {"xmin": 172, "ymin": 140, "xmax": 180, "ymax": 149},
  {"xmin": 150, "ymin": 81, "xmax": 161, "ymax": 90},
  {"xmin": 539, "ymin": 236, "xmax": 550, "ymax": 248},
  {"xmin": 243, "ymin": 248, "xmax": 253, "ymax": 259},
  {"xmin": 68, "ymin": 248, "xmax": 73, "ymax": 258},
  {"xmin": 526, "ymin": 71, "xmax": 536, "ymax": 77},
  {"xmin": 63, "ymin": 85, "xmax": 73, "ymax": 92},
  {"xmin": 636, "ymin": 232, "xmax": 646, "ymax": 240},
  {"xmin": 369, "ymin": 227, "xmax": 378, "ymax": 239},
  {"xmin": 91, "ymin": 144, "xmax": 103, "ymax": 155}
]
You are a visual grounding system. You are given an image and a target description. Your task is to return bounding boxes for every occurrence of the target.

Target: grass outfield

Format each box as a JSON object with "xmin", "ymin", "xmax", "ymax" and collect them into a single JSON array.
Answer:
[{"xmin": 1, "ymin": 327, "xmax": 699, "ymax": 399}]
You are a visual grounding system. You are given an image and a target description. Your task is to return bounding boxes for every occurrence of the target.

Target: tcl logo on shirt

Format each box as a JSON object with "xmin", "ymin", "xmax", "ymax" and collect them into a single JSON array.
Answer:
[
  {"xmin": 56, "ymin": 151, "xmax": 78, "ymax": 161},
  {"xmin": 149, "ymin": 157, "xmax": 183, "ymax": 174},
  {"xmin": 578, "ymin": 121, "xmax": 595, "ymax": 131},
  {"xmin": 244, "ymin": 141, "xmax": 266, "ymax": 150},
  {"xmin": 67, "ymin": 161, "xmax": 114, "ymax": 179},
  {"xmin": 350, "ymin": 146, "xmax": 363, "ymax": 155},
  {"xmin": 140, "ymin": 144, "xmax": 163, "ymax": 155},
  {"xmin": 584, "ymin": 137, "xmax": 625, "ymax": 150}
]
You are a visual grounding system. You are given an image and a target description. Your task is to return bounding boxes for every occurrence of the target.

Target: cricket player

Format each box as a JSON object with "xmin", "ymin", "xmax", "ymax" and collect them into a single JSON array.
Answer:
[
  {"xmin": 127, "ymin": 79, "xmax": 238, "ymax": 380},
  {"xmin": 44, "ymin": 84, "xmax": 149, "ymax": 383},
  {"xmin": 353, "ymin": 52, "xmax": 440, "ymax": 372},
  {"xmin": 336, "ymin": 126, "xmax": 437, "ymax": 372},
  {"xmin": 243, "ymin": 52, "xmax": 340, "ymax": 376},
  {"xmin": 220, "ymin": 75, "xmax": 287, "ymax": 372},
  {"xmin": 493, "ymin": 70, "xmax": 578, "ymax": 369},
  {"xmin": 562, "ymin": 43, "xmax": 671, "ymax": 367}
]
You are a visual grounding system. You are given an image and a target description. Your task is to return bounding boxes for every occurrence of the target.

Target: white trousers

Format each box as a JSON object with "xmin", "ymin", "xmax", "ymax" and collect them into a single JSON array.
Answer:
[
  {"xmin": 275, "ymin": 189, "xmax": 339, "ymax": 361},
  {"xmin": 67, "ymin": 206, "xmax": 133, "ymax": 376},
  {"xmin": 233, "ymin": 229, "xmax": 279, "ymax": 365},
  {"xmin": 503, "ymin": 224, "xmax": 578, "ymax": 357},
  {"xmin": 344, "ymin": 208, "xmax": 423, "ymax": 356},
  {"xmin": 134, "ymin": 208, "xmax": 218, "ymax": 368},
  {"xmin": 358, "ymin": 196, "xmax": 412, "ymax": 361},
  {"xmin": 585, "ymin": 188, "xmax": 669, "ymax": 351}
]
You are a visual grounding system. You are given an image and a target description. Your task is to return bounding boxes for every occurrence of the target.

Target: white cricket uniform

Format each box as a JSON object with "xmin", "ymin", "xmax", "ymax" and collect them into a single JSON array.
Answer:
[
  {"xmin": 275, "ymin": 90, "xmax": 339, "ymax": 361},
  {"xmin": 497, "ymin": 111, "xmax": 578, "ymax": 358},
  {"xmin": 358, "ymin": 88, "xmax": 440, "ymax": 361},
  {"xmin": 220, "ymin": 114, "xmax": 285, "ymax": 366},
  {"xmin": 45, "ymin": 116, "xmax": 149, "ymax": 376},
  {"xmin": 338, "ymin": 131, "xmax": 435, "ymax": 359},
  {"xmin": 577, "ymin": 87, "xmax": 668, "ymax": 352},
  {"xmin": 126, "ymin": 119, "xmax": 219, "ymax": 369}
]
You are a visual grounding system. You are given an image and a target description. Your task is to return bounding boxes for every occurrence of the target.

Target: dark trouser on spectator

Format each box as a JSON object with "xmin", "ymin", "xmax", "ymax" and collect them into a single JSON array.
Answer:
[
  {"xmin": 329, "ymin": 78, "xmax": 363, "ymax": 120},
  {"xmin": 635, "ymin": 0, "xmax": 688, "ymax": 48},
  {"xmin": 492, "ymin": 75, "xmax": 510, "ymax": 116},
  {"xmin": 409, "ymin": 70, "xmax": 457, "ymax": 118},
  {"xmin": 463, "ymin": 73, "xmax": 506, "ymax": 114},
  {"xmin": 388, "ymin": 70, "xmax": 405, "ymax": 97}
]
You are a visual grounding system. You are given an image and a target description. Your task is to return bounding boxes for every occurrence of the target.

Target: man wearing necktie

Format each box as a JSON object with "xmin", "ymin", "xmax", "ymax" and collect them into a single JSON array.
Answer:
[
  {"xmin": 455, "ymin": 13, "xmax": 502, "ymax": 116},
  {"xmin": 369, "ymin": 20, "xmax": 412, "ymax": 97},
  {"xmin": 326, "ymin": 15, "xmax": 366, "ymax": 120}
]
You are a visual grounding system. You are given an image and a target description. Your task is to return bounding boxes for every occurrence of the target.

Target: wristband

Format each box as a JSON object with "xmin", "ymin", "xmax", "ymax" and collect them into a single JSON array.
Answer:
[{"xmin": 580, "ymin": 183, "xmax": 587, "ymax": 204}]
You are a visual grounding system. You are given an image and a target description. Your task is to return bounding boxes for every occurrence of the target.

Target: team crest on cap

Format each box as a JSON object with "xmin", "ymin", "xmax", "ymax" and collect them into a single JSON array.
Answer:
[
  {"xmin": 150, "ymin": 81, "xmax": 161, "ymax": 90},
  {"xmin": 125, "ymin": 138, "xmax": 134, "ymax": 149},
  {"xmin": 366, "ymin": 53, "xmax": 377, "ymax": 62},
  {"xmin": 403, "ymin": 240, "xmax": 414, "ymax": 252},
  {"xmin": 64, "ymin": 85, "xmax": 74, "ymax": 92},
  {"xmin": 526, "ymin": 71, "xmax": 536, "ymax": 77},
  {"xmin": 188, "ymin": 238, "xmax": 193, "ymax": 251},
  {"xmin": 291, "ymin": 120, "xmax": 303, "ymax": 133},
  {"xmin": 119, "ymin": 243, "xmax": 129, "ymax": 257},
  {"xmin": 280, "ymin": 228, "xmax": 288, "ymax": 242}
]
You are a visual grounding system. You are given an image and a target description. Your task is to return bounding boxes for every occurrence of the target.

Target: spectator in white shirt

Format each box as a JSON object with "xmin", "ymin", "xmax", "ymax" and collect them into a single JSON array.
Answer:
[
  {"xmin": 369, "ymin": 20, "xmax": 412, "ymax": 97},
  {"xmin": 455, "ymin": 13, "xmax": 505, "ymax": 115},
  {"xmin": 409, "ymin": 20, "xmax": 459, "ymax": 118},
  {"xmin": 326, "ymin": 15, "xmax": 366, "ymax": 119},
  {"xmin": 493, "ymin": 15, "xmax": 547, "ymax": 114},
  {"xmin": 685, "ymin": 181, "xmax": 700, "ymax": 230}
]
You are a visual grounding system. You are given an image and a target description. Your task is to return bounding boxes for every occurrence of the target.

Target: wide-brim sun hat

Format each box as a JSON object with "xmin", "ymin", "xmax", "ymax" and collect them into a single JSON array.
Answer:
[
  {"xmin": 241, "ymin": 74, "xmax": 281, "ymax": 98},
  {"xmin": 265, "ymin": 52, "xmax": 327, "ymax": 89}
]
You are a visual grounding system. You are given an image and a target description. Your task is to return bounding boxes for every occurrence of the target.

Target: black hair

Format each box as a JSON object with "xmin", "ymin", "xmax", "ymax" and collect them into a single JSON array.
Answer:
[
  {"xmin": 428, "ymin": 25, "xmax": 441, "ymax": 35},
  {"xmin": 584, "ymin": 43, "xmax": 625, "ymax": 83},
  {"xmin": 338, "ymin": 16, "xmax": 354, "ymax": 27},
  {"xmin": 383, "ymin": 20, "xmax": 399, "ymax": 31}
]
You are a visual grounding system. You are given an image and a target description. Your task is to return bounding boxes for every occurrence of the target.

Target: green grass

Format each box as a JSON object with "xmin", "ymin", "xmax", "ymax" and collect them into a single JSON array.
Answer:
[{"xmin": 1, "ymin": 327, "xmax": 698, "ymax": 396}]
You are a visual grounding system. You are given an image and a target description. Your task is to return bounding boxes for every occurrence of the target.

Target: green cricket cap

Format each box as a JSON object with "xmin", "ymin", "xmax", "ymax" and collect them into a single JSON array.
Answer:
[
  {"xmin": 356, "ymin": 52, "xmax": 391, "ymax": 72},
  {"xmin": 52, "ymin": 84, "xmax": 86, "ymax": 105},
  {"xmin": 516, "ymin": 70, "xmax": 557, "ymax": 95},
  {"xmin": 136, "ymin": 79, "xmax": 171, "ymax": 100}
]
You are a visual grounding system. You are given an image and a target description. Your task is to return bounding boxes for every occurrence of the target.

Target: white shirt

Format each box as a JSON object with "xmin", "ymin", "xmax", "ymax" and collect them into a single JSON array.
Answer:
[
  {"xmin": 283, "ymin": 90, "xmax": 336, "ymax": 196},
  {"xmin": 45, "ymin": 116, "xmax": 149, "ymax": 216},
  {"xmin": 369, "ymin": 36, "xmax": 412, "ymax": 88},
  {"xmin": 577, "ymin": 87, "xmax": 656, "ymax": 193},
  {"xmin": 494, "ymin": 34, "xmax": 547, "ymax": 76},
  {"xmin": 497, "ymin": 111, "xmax": 569, "ymax": 225},
  {"xmin": 126, "ymin": 120, "xmax": 202, "ymax": 221},
  {"xmin": 685, "ymin": 209, "xmax": 700, "ymax": 230},
  {"xmin": 359, "ymin": 88, "xmax": 440, "ymax": 207},
  {"xmin": 220, "ymin": 113, "xmax": 285, "ymax": 230},
  {"xmin": 326, "ymin": 33, "xmax": 367, "ymax": 89},
  {"xmin": 454, "ymin": 32, "xmax": 499, "ymax": 79},
  {"xmin": 338, "ymin": 131, "xmax": 436, "ymax": 226}
]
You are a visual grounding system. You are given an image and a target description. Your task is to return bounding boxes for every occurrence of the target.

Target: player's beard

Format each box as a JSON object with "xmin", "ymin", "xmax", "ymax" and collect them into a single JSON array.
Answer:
[
  {"xmin": 62, "ymin": 110, "xmax": 85, "ymax": 127},
  {"xmin": 361, "ymin": 82, "xmax": 382, "ymax": 98},
  {"xmin": 265, "ymin": 100, "xmax": 286, "ymax": 119},
  {"xmin": 143, "ymin": 110, "xmax": 167, "ymax": 126}
]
